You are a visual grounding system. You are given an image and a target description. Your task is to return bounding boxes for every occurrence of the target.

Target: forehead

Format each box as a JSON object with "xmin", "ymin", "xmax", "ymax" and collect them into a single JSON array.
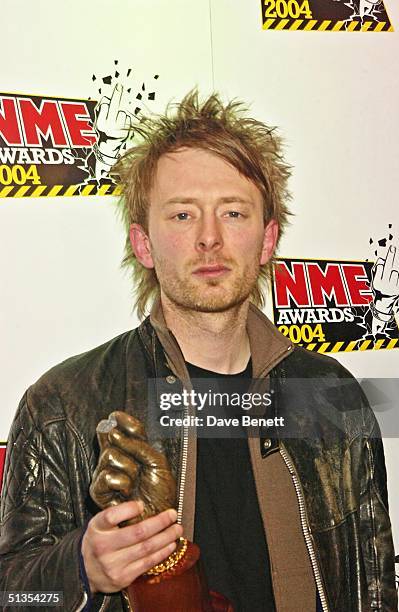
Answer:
[{"xmin": 150, "ymin": 147, "xmax": 263, "ymax": 203}]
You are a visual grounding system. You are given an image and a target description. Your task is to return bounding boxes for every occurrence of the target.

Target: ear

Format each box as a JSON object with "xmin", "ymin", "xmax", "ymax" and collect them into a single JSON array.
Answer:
[
  {"xmin": 260, "ymin": 219, "xmax": 278, "ymax": 265},
  {"xmin": 129, "ymin": 223, "xmax": 154, "ymax": 269}
]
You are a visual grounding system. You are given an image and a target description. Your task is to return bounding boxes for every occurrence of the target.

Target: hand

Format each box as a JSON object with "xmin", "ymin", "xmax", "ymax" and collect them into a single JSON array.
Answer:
[
  {"xmin": 81, "ymin": 501, "xmax": 183, "ymax": 594},
  {"xmin": 94, "ymin": 83, "xmax": 133, "ymax": 158},
  {"xmin": 371, "ymin": 246, "xmax": 399, "ymax": 313},
  {"xmin": 90, "ymin": 411, "xmax": 177, "ymax": 522}
]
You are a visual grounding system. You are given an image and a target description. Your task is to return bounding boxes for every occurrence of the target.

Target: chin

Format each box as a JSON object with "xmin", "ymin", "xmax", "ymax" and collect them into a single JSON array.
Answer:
[
  {"xmin": 160, "ymin": 274, "xmax": 256, "ymax": 313},
  {"xmin": 177, "ymin": 291, "xmax": 250, "ymax": 313}
]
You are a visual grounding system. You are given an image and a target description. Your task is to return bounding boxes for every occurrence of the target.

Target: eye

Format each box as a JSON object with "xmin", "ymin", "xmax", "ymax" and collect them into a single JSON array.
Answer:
[
  {"xmin": 174, "ymin": 212, "xmax": 190, "ymax": 221},
  {"xmin": 225, "ymin": 211, "xmax": 243, "ymax": 218}
]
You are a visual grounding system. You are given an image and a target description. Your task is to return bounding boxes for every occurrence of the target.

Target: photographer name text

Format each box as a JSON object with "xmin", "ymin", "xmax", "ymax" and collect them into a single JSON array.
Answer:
[{"xmin": 159, "ymin": 415, "xmax": 285, "ymax": 428}]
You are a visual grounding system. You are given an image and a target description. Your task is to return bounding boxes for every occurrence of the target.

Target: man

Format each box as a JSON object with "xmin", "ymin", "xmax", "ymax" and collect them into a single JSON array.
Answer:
[{"xmin": 0, "ymin": 91, "xmax": 396, "ymax": 612}]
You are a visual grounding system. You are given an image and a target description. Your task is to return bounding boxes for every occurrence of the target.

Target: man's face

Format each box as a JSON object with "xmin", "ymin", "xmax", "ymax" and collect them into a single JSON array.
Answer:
[{"xmin": 130, "ymin": 148, "xmax": 277, "ymax": 313}]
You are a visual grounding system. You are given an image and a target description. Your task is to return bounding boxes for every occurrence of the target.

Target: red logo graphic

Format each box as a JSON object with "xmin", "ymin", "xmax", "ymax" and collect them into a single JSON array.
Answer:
[
  {"xmin": 272, "ymin": 256, "xmax": 399, "ymax": 353},
  {"xmin": 0, "ymin": 445, "xmax": 6, "ymax": 492}
]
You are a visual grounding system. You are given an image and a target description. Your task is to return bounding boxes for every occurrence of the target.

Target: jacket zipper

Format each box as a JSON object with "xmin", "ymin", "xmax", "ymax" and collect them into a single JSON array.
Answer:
[
  {"xmin": 74, "ymin": 593, "xmax": 110, "ymax": 612},
  {"xmin": 280, "ymin": 445, "xmax": 330, "ymax": 612},
  {"xmin": 365, "ymin": 439, "xmax": 381, "ymax": 609},
  {"xmin": 177, "ymin": 403, "xmax": 189, "ymax": 525},
  {"xmin": 98, "ymin": 596, "xmax": 110, "ymax": 611}
]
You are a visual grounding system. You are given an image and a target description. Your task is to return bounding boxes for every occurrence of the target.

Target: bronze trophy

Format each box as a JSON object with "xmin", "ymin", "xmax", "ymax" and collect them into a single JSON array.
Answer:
[{"xmin": 90, "ymin": 411, "xmax": 233, "ymax": 612}]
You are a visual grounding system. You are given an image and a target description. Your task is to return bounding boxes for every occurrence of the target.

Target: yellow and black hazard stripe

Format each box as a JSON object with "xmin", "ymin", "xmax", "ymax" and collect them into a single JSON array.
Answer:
[
  {"xmin": 263, "ymin": 19, "xmax": 394, "ymax": 31},
  {"xmin": 0, "ymin": 183, "xmax": 122, "ymax": 198},
  {"xmin": 300, "ymin": 337, "xmax": 398, "ymax": 354}
]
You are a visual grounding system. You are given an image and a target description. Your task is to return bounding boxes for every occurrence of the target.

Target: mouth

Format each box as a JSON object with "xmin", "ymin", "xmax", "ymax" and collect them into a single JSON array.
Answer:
[{"xmin": 192, "ymin": 264, "xmax": 231, "ymax": 278}]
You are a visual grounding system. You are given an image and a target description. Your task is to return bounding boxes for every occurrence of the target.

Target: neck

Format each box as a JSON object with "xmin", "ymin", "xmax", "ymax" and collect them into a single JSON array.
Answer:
[{"xmin": 160, "ymin": 292, "xmax": 251, "ymax": 374}]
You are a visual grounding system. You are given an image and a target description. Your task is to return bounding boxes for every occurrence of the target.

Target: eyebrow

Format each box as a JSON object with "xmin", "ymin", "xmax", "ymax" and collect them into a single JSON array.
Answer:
[{"xmin": 163, "ymin": 196, "xmax": 254, "ymax": 206}]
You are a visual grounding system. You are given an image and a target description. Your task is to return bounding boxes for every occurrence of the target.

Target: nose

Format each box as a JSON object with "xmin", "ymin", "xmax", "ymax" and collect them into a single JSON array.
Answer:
[{"xmin": 195, "ymin": 213, "xmax": 223, "ymax": 253}]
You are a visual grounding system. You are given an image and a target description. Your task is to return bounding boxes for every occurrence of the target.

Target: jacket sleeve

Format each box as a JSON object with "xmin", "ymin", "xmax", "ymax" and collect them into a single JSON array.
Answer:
[
  {"xmin": 359, "ymin": 407, "xmax": 398, "ymax": 611},
  {"xmin": 0, "ymin": 393, "xmax": 106, "ymax": 612}
]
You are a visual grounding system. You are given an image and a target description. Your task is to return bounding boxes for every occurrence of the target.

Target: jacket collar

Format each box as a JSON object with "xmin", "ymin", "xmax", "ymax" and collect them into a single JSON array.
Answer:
[{"xmin": 147, "ymin": 296, "xmax": 294, "ymax": 379}]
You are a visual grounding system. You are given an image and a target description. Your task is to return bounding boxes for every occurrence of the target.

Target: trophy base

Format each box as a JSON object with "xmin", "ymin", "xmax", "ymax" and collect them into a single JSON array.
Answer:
[{"xmin": 123, "ymin": 541, "xmax": 233, "ymax": 611}]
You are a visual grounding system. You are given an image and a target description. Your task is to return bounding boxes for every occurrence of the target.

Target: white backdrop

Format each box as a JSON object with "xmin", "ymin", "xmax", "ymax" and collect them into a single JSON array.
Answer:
[{"xmin": 1, "ymin": 0, "xmax": 398, "ymax": 550}]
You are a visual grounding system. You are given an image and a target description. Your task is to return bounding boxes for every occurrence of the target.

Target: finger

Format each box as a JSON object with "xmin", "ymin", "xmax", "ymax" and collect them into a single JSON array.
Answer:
[
  {"xmin": 123, "ymin": 541, "xmax": 178, "ymax": 584},
  {"xmin": 383, "ymin": 246, "xmax": 396, "ymax": 277},
  {"xmin": 110, "ymin": 411, "xmax": 147, "ymax": 439},
  {"xmin": 113, "ymin": 522, "xmax": 183, "ymax": 566},
  {"xmin": 107, "ymin": 83, "xmax": 123, "ymax": 120},
  {"xmin": 96, "ymin": 431, "xmax": 111, "ymax": 455},
  {"xmin": 90, "ymin": 468, "xmax": 135, "ymax": 503},
  {"xmin": 389, "ymin": 269, "xmax": 399, "ymax": 286},
  {"xmin": 109, "ymin": 429, "xmax": 169, "ymax": 469},
  {"xmin": 93, "ymin": 500, "xmax": 145, "ymax": 531},
  {"xmin": 120, "ymin": 109, "xmax": 134, "ymax": 122},
  {"xmin": 115, "ymin": 110, "xmax": 127, "ymax": 127},
  {"xmin": 372, "ymin": 261, "xmax": 384, "ymax": 283},
  {"xmin": 119, "ymin": 516, "xmax": 182, "ymax": 550},
  {"xmin": 97, "ymin": 445, "xmax": 140, "ymax": 478},
  {"xmin": 372, "ymin": 257, "xmax": 384, "ymax": 270},
  {"xmin": 123, "ymin": 508, "xmax": 177, "ymax": 542},
  {"xmin": 124, "ymin": 115, "xmax": 132, "ymax": 130},
  {"xmin": 95, "ymin": 100, "xmax": 110, "ymax": 121},
  {"xmin": 116, "ymin": 109, "xmax": 133, "ymax": 130},
  {"xmin": 372, "ymin": 257, "xmax": 384, "ymax": 274},
  {"xmin": 94, "ymin": 96, "xmax": 110, "ymax": 111}
]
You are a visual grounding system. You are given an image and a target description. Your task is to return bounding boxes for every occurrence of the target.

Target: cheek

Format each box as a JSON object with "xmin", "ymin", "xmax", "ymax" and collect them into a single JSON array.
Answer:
[
  {"xmin": 168, "ymin": 234, "xmax": 186, "ymax": 250},
  {"xmin": 229, "ymin": 227, "xmax": 265, "ymax": 257},
  {"xmin": 150, "ymin": 228, "xmax": 190, "ymax": 260}
]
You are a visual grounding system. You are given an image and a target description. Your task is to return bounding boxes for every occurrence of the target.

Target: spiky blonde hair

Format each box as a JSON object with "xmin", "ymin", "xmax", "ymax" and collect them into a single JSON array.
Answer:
[{"xmin": 113, "ymin": 90, "xmax": 292, "ymax": 319}]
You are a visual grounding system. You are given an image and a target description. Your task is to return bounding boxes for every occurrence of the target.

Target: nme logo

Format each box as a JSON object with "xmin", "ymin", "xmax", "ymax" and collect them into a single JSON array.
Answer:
[
  {"xmin": 0, "ymin": 74, "xmax": 159, "ymax": 197},
  {"xmin": 0, "ymin": 95, "xmax": 96, "ymax": 148},
  {"xmin": 0, "ymin": 92, "xmax": 102, "ymax": 195},
  {"xmin": 272, "ymin": 258, "xmax": 399, "ymax": 353},
  {"xmin": 274, "ymin": 260, "xmax": 372, "ymax": 308}
]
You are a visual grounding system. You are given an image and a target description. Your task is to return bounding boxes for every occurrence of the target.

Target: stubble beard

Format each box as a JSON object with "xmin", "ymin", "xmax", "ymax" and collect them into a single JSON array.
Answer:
[{"xmin": 153, "ymin": 253, "xmax": 262, "ymax": 314}]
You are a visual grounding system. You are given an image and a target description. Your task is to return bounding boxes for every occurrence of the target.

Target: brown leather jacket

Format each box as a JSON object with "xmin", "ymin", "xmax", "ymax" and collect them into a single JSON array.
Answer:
[{"xmin": 0, "ymin": 303, "xmax": 397, "ymax": 611}]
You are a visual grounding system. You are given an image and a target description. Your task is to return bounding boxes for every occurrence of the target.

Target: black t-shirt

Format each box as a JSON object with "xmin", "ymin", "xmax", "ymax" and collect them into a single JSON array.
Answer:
[{"xmin": 188, "ymin": 360, "xmax": 276, "ymax": 612}]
